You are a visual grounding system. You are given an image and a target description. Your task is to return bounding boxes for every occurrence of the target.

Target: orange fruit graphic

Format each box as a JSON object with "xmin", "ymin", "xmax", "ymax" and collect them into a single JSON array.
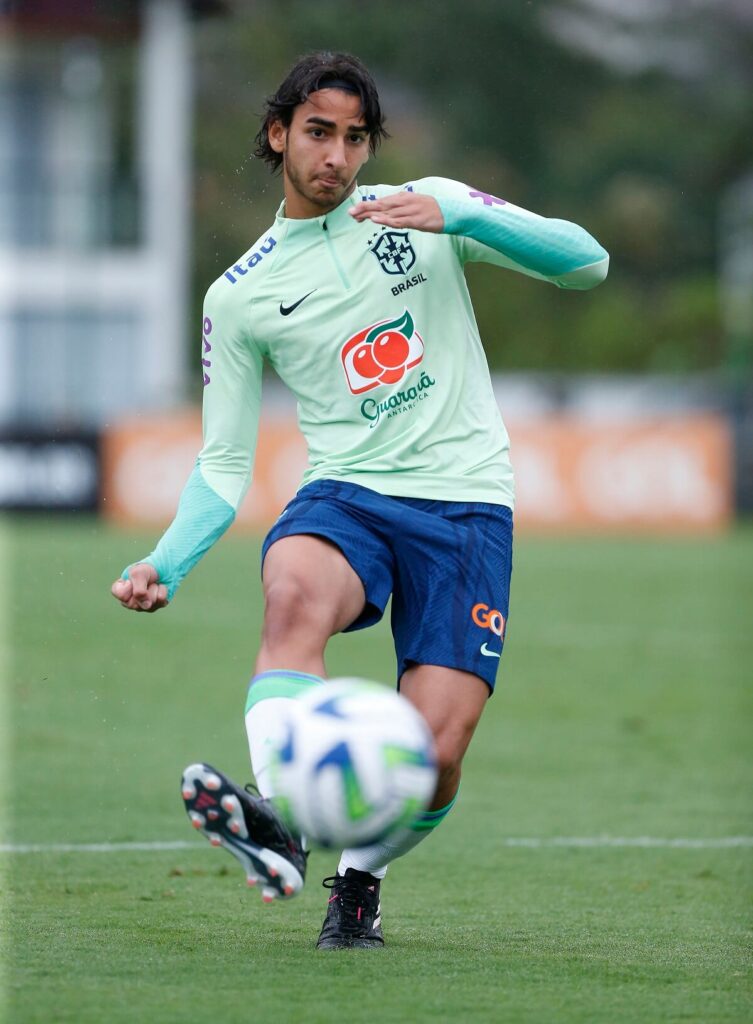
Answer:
[{"xmin": 372, "ymin": 330, "xmax": 410, "ymax": 369}]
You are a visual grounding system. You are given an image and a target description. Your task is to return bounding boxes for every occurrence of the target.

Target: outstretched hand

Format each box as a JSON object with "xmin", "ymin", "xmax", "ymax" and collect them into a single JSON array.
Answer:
[
  {"xmin": 349, "ymin": 192, "xmax": 444, "ymax": 233},
  {"xmin": 111, "ymin": 562, "xmax": 168, "ymax": 613}
]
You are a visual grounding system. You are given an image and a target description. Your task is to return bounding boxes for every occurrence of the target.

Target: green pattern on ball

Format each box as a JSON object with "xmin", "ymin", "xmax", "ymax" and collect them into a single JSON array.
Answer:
[
  {"xmin": 272, "ymin": 793, "xmax": 296, "ymax": 831},
  {"xmin": 342, "ymin": 761, "xmax": 373, "ymax": 822},
  {"xmin": 391, "ymin": 795, "xmax": 426, "ymax": 833},
  {"xmin": 382, "ymin": 743, "xmax": 431, "ymax": 769}
]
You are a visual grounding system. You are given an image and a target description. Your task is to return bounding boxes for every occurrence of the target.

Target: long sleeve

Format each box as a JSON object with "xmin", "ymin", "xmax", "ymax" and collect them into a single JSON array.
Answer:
[
  {"xmin": 123, "ymin": 279, "xmax": 264, "ymax": 600},
  {"xmin": 412, "ymin": 177, "xmax": 608, "ymax": 290}
]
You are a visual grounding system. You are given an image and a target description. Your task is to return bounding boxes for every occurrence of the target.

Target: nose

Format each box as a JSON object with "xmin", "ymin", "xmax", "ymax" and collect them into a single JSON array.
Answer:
[{"xmin": 324, "ymin": 137, "xmax": 348, "ymax": 170}]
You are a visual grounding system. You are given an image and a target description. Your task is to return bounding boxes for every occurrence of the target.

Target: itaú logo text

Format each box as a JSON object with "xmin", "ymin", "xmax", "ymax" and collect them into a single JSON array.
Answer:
[
  {"xmin": 471, "ymin": 603, "xmax": 506, "ymax": 638},
  {"xmin": 341, "ymin": 309, "xmax": 424, "ymax": 395}
]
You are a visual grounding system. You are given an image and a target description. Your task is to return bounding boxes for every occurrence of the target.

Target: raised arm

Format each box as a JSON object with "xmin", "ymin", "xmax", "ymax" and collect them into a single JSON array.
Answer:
[
  {"xmin": 350, "ymin": 176, "xmax": 609, "ymax": 290},
  {"xmin": 112, "ymin": 281, "xmax": 264, "ymax": 611}
]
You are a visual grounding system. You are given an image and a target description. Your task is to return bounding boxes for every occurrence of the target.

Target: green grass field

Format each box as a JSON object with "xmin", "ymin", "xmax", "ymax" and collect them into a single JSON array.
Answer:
[{"xmin": 4, "ymin": 518, "xmax": 752, "ymax": 1023}]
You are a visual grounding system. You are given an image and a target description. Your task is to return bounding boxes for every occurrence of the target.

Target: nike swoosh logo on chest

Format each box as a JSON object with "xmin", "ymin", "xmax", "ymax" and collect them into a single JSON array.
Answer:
[{"xmin": 279, "ymin": 290, "xmax": 317, "ymax": 316}]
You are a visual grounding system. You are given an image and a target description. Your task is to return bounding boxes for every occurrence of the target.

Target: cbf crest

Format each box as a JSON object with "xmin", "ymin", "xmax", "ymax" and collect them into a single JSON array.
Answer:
[{"xmin": 370, "ymin": 230, "xmax": 416, "ymax": 276}]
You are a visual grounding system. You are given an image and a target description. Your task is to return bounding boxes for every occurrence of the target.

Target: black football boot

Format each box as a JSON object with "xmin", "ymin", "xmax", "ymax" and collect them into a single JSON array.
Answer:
[
  {"xmin": 181, "ymin": 762, "xmax": 306, "ymax": 902},
  {"xmin": 316, "ymin": 868, "xmax": 385, "ymax": 949}
]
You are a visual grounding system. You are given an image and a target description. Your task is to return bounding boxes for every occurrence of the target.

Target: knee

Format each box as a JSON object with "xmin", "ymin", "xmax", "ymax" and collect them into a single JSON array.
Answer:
[
  {"xmin": 261, "ymin": 575, "xmax": 331, "ymax": 646},
  {"xmin": 432, "ymin": 730, "xmax": 467, "ymax": 780},
  {"xmin": 430, "ymin": 736, "xmax": 464, "ymax": 807}
]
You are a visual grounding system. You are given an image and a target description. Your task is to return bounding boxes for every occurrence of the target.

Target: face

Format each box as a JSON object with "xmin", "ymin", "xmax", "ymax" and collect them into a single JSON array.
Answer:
[{"xmin": 269, "ymin": 89, "xmax": 370, "ymax": 218}]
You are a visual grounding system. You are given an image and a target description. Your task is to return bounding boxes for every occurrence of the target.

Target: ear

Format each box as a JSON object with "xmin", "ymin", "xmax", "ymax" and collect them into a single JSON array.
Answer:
[{"xmin": 268, "ymin": 119, "xmax": 286, "ymax": 155}]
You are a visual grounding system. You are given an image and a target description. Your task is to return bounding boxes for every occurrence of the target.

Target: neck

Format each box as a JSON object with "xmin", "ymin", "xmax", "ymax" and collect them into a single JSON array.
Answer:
[{"xmin": 283, "ymin": 180, "xmax": 357, "ymax": 219}]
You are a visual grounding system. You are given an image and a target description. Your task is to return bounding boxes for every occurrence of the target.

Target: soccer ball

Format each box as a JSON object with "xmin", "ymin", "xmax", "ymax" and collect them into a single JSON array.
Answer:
[{"xmin": 270, "ymin": 678, "xmax": 437, "ymax": 848}]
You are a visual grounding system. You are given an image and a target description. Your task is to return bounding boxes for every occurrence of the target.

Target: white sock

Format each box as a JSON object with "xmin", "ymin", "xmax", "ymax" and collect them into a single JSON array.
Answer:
[
  {"xmin": 244, "ymin": 670, "xmax": 322, "ymax": 799},
  {"xmin": 337, "ymin": 792, "xmax": 459, "ymax": 879}
]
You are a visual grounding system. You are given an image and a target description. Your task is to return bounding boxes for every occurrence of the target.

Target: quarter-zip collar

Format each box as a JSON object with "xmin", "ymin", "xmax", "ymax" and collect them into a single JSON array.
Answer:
[{"xmin": 274, "ymin": 186, "xmax": 361, "ymax": 240}]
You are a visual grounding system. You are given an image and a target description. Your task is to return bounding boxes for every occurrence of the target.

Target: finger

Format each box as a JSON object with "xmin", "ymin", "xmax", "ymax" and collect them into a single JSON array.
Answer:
[
  {"xmin": 363, "ymin": 214, "xmax": 407, "ymax": 228},
  {"xmin": 135, "ymin": 585, "xmax": 154, "ymax": 606},
  {"xmin": 131, "ymin": 582, "xmax": 167, "ymax": 613},
  {"xmin": 145, "ymin": 582, "xmax": 165, "ymax": 606},
  {"xmin": 350, "ymin": 197, "xmax": 405, "ymax": 219},
  {"xmin": 112, "ymin": 579, "xmax": 132, "ymax": 601},
  {"xmin": 372, "ymin": 197, "xmax": 412, "ymax": 214},
  {"xmin": 128, "ymin": 576, "xmax": 152, "ymax": 610},
  {"xmin": 129, "ymin": 567, "xmax": 151, "ymax": 603},
  {"xmin": 354, "ymin": 197, "xmax": 394, "ymax": 211},
  {"xmin": 350, "ymin": 203, "xmax": 376, "ymax": 221}
]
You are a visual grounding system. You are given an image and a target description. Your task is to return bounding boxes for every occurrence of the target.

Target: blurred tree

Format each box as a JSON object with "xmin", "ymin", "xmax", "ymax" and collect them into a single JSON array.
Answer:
[{"xmin": 187, "ymin": 0, "xmax": 753, "ymax": 382}]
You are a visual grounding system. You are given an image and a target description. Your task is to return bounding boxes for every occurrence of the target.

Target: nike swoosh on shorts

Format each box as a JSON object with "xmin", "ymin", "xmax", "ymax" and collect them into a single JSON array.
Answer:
[{"xmin": 480, "ymin": 643, "xmax": 501, "ymax": 658}]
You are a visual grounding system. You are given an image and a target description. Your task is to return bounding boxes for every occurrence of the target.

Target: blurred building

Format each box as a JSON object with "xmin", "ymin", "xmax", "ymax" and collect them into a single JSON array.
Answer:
[{"xmin": 0, "ymin": 0, "xmax": 221, "ymax": 429}]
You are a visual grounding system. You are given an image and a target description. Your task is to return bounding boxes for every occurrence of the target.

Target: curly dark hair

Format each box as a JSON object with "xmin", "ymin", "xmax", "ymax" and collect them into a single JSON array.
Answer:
[{"xmin": 254, "ymin": 51, "xmax": 388, "ymax": 171}]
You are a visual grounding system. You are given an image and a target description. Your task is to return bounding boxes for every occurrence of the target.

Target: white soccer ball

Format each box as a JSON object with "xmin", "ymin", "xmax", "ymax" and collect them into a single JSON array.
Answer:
[{"xmin": 270, "ymin": 678, "xmax": 437, "ymax": 848}]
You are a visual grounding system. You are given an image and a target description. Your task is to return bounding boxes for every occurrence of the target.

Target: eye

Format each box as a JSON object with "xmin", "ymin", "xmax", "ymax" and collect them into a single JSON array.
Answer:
[
  {"xmin": 350, "ymin": 134, "xmax": 367, "ymax": 145},
  {"xmin": 309, "ymin": 128, "xmax": 325, "ymax": 138}
]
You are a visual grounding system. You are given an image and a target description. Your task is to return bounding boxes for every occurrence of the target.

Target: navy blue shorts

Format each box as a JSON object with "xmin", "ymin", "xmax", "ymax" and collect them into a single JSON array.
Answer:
[{"xmin": 261, "ymin": 480, "xmax": 513, "ymax": 693}]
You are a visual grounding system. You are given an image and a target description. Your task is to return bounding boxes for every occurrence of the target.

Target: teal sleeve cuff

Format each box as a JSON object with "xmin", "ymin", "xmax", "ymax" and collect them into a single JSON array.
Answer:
[
  {"xmin": 437, "ymin": 196, "xmax": 608, "ymax": 279},
  {"xmin": 121, "ymin": 462, "xmax": 235, "ymax": 601}
]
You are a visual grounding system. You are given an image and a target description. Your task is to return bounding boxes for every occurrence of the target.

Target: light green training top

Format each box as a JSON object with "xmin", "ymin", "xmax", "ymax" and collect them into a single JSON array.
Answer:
[{"xmin": 129, "ymin": 176, "xmax": 608, "ymax": 598}]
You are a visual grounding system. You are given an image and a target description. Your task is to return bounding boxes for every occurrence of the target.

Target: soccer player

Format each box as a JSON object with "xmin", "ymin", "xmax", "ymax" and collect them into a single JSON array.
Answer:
[{"xmin": 111, "ymin": 51, "xmax": 608, "ymax": 949}]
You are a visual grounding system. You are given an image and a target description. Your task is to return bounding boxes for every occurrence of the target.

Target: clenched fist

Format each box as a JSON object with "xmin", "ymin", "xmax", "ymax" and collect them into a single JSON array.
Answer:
[{"xmin": 111, "ymin": 562, "xmax": 168, "ymax": 613}]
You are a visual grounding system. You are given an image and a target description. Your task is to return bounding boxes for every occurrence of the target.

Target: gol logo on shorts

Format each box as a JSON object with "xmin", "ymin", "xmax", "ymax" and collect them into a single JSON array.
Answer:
[
  {"xmin": 341, "ymin": 309, "xmax": 424, "ymax": 395},
  {"xmin": 472, "ymin": 603, "xmax": 506, "ymax": 639}
]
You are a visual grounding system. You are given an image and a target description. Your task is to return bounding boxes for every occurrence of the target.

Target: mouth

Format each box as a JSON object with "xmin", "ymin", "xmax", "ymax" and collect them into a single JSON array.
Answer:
[{"xmin": 316, "ymin": 176, "xmax": 343, "ymax": 189}]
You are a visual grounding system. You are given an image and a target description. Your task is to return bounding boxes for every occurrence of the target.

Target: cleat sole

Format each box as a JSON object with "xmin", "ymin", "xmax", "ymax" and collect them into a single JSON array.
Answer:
[{"xmin": 181, "ymin": 762, "xmax": 305, "ymax": 903}]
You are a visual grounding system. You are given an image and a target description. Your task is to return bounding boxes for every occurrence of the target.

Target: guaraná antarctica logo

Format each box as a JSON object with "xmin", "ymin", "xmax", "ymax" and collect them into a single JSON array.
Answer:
[
  {"xmin": 341, "ymin": 309, "xmax": 424, "ymax": 395},
  {"xmin": 340, "ymin": 309, "xmax": 436, "ymax": 428}
]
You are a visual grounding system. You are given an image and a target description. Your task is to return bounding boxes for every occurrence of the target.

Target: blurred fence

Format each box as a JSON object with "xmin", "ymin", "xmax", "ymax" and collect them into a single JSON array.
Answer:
[
  {"xmin": 2, "ymin": 370, "xmax": 741, "ymax": 531},
  {"xmin": 96, "ymin": 407, "xmax": 731, "ymax": 534}
]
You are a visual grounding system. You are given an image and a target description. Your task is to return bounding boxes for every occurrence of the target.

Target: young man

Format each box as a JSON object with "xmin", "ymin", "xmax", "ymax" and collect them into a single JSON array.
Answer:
[{"xmin": 112, "ymin": 51, "xmax": 608, "ymax": 949}]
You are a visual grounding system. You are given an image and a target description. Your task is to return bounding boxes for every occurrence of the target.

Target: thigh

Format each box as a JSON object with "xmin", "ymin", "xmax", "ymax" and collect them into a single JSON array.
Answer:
[
  {"xmin": 391, "ymin": 501, "xmax": 513, "ymax": 692},
  {"xmin": 262, "ymin": 534, "xmax": 366, "ymax": 635},
  {"xmin": 261, "ymin": 480, "xmax": 395, "ymax": 632}
]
